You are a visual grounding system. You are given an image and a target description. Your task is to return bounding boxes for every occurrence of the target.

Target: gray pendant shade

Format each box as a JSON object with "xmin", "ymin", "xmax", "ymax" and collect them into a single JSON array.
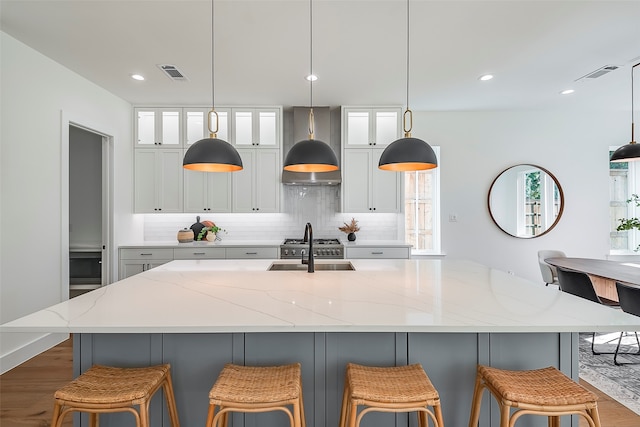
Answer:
[
  {"xmin": 183, "ymin": 137, "xmax": 243, "ymax": 172},
  {"xmin": 378, "ymin": 136, "xmax": 438, "ymax": 171},
  {"xmin": 182, "ymin": 0, "xmax": 243, "ymax": 173},
  {"xmin": 378, "ymin": 0, "xmax": 438, "ymax": 173},
  {"xmin": 610, "ymin": 140, "xmax": 640, "ymax": 162},
  {"xmin": 610, "ymin": 62, "xmax": 640, "ymax": 162},
  {"xmin": 284, "ymin": 139, "xmax": 339, "ymax": 172}
]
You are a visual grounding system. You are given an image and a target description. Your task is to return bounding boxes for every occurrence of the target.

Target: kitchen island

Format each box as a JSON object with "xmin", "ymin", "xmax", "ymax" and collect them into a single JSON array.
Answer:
[{"xmin": 3, "ymin": 259, "xmax": 639, "ymax": 427}]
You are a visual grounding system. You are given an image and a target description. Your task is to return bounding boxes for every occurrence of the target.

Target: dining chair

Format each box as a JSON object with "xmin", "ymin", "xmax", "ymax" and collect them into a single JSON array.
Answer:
[
  {"xmin": 537, "ymin": 250, "xmax": 566, "ymax": 286},
  {"xmin": 613, "ymin": 282, "xmax": 640, "ymax": 365},
  {"xmin": 556, "ymin": 267, "xmax": 620, "ymax": 356}
]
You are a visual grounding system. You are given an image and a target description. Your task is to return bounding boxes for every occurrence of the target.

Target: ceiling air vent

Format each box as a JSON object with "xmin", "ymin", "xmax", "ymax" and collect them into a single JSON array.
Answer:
[
  {"xmin": 157, "ymin": 64, "xmax": 188, "ymax": 81},
  {"xmin": 575, "ymin": 65, "xmax": 619, "ymax": 81}
]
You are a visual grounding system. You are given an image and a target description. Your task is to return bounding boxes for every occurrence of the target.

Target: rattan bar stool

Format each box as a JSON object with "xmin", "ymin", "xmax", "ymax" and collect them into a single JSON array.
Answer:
[
  {"xmin": 339, "ymin": 363, "xmax": 444, "ymax": 427},
  {"xmin": 206, "ymin": 363, "xmax": 305, "ymax": 427},
  {"xmin": 468, "ymin": 365, "xmax": 601, "ymax": 427},
  {"xmin": 50, "ymin": 364, "xmax": 180, "ymax": 427}
]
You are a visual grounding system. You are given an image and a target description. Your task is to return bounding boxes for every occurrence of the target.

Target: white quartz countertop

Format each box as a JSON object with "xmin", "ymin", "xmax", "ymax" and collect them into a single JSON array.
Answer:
[{"xmin": 3, "ymin": 259, "xmax": 639, "ymax": 334}]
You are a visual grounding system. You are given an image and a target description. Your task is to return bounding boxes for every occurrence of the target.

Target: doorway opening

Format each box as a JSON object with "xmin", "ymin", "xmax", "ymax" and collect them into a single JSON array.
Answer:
[{"xmin": 68, "ymin": 125, "xmax": 112, "ymax": 298}]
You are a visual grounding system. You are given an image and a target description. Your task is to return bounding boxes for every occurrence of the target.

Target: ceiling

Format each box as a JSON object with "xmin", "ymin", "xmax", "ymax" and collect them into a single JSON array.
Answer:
[{"xmin": 2, "ymin": 0, "xmax": 639, "ymax": 111}]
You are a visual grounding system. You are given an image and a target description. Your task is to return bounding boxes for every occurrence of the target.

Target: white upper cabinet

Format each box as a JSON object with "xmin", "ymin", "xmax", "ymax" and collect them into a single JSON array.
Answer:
[
  {"xmin": 232, "ymin": 108, "xmax": 281, "ymax": 147},
  {"xmin": 135, "ymin": 108, "xmax": 182, "ymax": 147},
  {"xmin": 342, "ymin": 148, "xmax": 401, "ymax": 213},
  {"xmin": 233, "ymin": 149, "xmax": 280, "ymax": 213},
  {"xmin": 134, "ymin": 149, "xmax": 184, "ymax": 213},
  {"xmin": 184, "ymin": 108, "xmax": 230, "ymax": 146},
  {"xmin": 183, "ymin": 169, "xmax": 232, "ymax": 213},
  {"xmin": 342, "ymin": 107, "xmax": 402, "ymax": 148},
  {"xmin": 341, "ymin": 106, "xmax": 403, "ymax": 214}
]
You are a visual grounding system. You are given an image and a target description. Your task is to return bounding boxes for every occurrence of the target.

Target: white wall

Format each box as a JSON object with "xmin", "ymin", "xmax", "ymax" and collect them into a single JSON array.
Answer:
[
  {"xmin": 412, "ymin": 109, "xmax": 627, "ymax": 283},
  {"xmin": 0, "ymin": 32, "xmax": 134, "ymax": 372}
]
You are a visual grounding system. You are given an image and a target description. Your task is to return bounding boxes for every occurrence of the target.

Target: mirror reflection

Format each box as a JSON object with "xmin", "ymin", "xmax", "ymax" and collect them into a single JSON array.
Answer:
[{"xmin": 488, "ymin": 164, "xmax": 564, "ymax": 238}]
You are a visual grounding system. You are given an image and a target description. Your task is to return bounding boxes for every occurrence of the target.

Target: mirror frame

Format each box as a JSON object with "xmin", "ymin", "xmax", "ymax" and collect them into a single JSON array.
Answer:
[{"xmin": 487, "ymin": 164, "xmax": 565, "ymax": 238}]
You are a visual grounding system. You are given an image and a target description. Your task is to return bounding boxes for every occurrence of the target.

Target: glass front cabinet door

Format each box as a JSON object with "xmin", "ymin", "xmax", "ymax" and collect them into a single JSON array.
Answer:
[
  {"xmin": 135, "ymin": 108, "xmax": 182, "ymax": 147},
  {"xmin": 342, "ymin": 107, "xmax": 401, "ymax": 148},
  {"xmin": 184, "ymin": 108, "xmax": 230, "ymax": 146},
  {"xmin": 232, "ymin": 108, "xmax": 280, "ymax": 147}
]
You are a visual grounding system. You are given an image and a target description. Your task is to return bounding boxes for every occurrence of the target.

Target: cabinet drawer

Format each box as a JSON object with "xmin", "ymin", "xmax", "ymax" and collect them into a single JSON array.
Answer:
[
  {"xmin": 346, "ymin": 247, "xmax": 410, "ymax": 259},
  {"xmin": 174, "ymin": 247, "xmax": 225, "ymax": 259},
  {"xmin": 226, "ymin": 247, "xmax": 278, "ymax": 259},
  {"xmin": 119, "ymin": 248, "xmax": 174, "ymax": 260}
]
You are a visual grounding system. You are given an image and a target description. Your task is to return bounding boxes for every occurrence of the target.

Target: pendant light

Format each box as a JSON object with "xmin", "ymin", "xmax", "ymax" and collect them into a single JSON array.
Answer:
[
  {"xmin": 183, "ymin": 0, "xmax": 242, "ymax": 172},
  {"xmin": 283, "ymin": 0, "xmax": 339, "ymax": 173},
  {"xmin": 378, "ymin": 0, "xmax": 437, "ymax": 172},
  {"xmin": 610, "ymin": 62, "xmax": 640, "ymax": 163}
]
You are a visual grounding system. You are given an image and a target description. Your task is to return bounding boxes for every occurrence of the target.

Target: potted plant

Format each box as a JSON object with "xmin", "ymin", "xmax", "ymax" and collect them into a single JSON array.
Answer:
[
  {"xmin": 616, "ymin": 194, "xmax": 640, "ymax": 251},
  {"xmin": 339, "ymin": 218, "xmax": 360, "ymax": 242},
  {"xmin": 197, "ymin": 224, "xmax": 226, "ymax": 242}
]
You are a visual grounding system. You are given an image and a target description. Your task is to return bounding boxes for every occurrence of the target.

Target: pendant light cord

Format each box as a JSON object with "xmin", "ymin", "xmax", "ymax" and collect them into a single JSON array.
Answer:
[
  {"xmin": 211, "ymin": 0, "xmax": 215, "ymax": 109},
  {"xmin": 402, "ymin": 0, "xmax": 413, "ymax": 136},
  {"xmin": 405, "ymin": 0, "xmax": 410, "ymax": 111},
  {"xmin": 310, "ymin": 0, "xmax": 314, "ymax": 109},
  {"xmin": 632, "ymin": 62, "xmax": 639, "ymax": 143}
]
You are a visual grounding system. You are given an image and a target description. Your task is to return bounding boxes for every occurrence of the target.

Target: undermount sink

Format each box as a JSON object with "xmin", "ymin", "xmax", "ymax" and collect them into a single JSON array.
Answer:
[{"xmin": 267, "ymin": 262, "xmax": 355, "ymax": 271}]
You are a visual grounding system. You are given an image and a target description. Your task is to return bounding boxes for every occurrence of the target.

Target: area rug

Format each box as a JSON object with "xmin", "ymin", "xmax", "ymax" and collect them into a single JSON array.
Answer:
[{"xmin": 579, "ymin": 332, "xmax": 640, "ymax": 415}]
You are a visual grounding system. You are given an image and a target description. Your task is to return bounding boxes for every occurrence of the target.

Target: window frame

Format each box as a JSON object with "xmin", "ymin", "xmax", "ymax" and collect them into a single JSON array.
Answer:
[
  {"xmin": 609, "ymin": 146, "xmax": 640, "ymax": 254},
  {"xmin": 404, "ymin": 146, "xmax": 441, "ymax": 255}
]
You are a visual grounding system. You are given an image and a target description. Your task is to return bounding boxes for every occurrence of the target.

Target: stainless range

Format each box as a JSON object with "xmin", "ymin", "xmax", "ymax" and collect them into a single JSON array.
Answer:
[{"xmin": 280, "ymin": 238, "xmax": 344, "ymax": 259}]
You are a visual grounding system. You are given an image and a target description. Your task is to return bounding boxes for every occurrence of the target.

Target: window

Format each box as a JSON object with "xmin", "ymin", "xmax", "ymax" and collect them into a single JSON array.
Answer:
[
  {"xmin": 518, "ymin": 168, "xmax": 561, "ymax": 237},
  {"xmin": 404, "ymin": 147, "xmax": 440, "ymax": 254},
  {"xmin": 609, "ymin": 149, "xmax": 640, "ymax": 252}
]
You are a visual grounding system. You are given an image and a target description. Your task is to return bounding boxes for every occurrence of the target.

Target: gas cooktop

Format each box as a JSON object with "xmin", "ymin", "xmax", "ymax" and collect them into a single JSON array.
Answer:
[
  {"xmin": 280, "ymin": 238, "xmax": 344, "ymax": 259},
  {"xmin": 282, "ymin": 238, "xmax": 341, "ymax": 245}
]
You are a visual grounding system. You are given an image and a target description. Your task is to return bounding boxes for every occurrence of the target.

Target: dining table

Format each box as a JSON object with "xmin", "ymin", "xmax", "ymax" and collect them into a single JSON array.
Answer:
[{"xmin": 545, "ymin": 257, "xmax": 640, "ymax": 301}]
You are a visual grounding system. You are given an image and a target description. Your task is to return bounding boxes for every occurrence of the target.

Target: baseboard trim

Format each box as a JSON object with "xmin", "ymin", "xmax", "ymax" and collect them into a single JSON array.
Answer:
[{"xmin": 0, "ymin": 333, "xmax": 69, "ymax": 374}]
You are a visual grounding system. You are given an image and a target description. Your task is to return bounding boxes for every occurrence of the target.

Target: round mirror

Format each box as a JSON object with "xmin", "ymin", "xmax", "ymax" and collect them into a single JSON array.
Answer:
[{"xmin": 488, "ymin": 164, "xmax": 564, "ymax": 238}]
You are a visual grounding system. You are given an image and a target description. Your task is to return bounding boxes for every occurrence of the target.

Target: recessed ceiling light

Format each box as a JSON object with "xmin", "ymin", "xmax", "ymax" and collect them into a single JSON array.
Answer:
[
  {"xmin": 131, "ymin": 74, "xmax": 145, "ymax": 81},
  {"xmin": 305, "ymin": 74, "xmax": 318, "ymax": 82},
  {"xmin": 479, "ymin": 74, "xmax": 494, "ymax": 81},
  {"xmin": 560, "ymin": 89, "xmax": 575, "ymax": 95}
]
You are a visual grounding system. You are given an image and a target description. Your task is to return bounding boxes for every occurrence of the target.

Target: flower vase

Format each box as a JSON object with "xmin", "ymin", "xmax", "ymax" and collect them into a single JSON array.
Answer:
[{"xmin": 347, "ymin": 232, "xmax": 356, "ymax": 242}]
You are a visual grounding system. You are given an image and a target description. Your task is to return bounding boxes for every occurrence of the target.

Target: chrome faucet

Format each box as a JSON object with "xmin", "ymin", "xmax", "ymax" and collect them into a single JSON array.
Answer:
[{"xmin": 301, "ymin": 222, "xmax": 314, "ymax": 273}]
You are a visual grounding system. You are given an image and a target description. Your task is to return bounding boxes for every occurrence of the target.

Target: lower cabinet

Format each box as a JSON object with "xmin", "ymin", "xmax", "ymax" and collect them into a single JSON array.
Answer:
[
  {"xmin": 119, "ymin": 248, "xmax": 174, "ymax": 279},
  {"xmin": 173, "ymin": 247, "xmax": 225, "ymax": 260},
  {"xmin": 345, "ymin": 246, "xmax": 410, "ymax": 259},
  {"xmin": 226, "ymin": 247, "xmax": 278, "ymax": 259},
  {"xmin": 119, "ymin": 246, "xmax": 279, "ymax": 279}
]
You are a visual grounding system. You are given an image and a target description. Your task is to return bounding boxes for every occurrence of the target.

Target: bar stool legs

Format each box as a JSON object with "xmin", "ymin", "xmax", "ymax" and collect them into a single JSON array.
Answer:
[
  {"xmin": 206, "ymin": 363, "xmax": 305, "ymax": 427},
  {"xmin": 339, "ymin": 363, "xmax": 444, "ymax": 427},
  {"xmin": 468, "ymin": 365, "xmax": 601, "ymax": 427}
]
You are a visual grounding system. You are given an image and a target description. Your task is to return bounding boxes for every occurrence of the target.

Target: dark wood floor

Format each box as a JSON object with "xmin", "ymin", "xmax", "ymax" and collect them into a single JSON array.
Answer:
[{"xmin": 1, "ymin": 338, "xmax": 638, "ymax": 427}]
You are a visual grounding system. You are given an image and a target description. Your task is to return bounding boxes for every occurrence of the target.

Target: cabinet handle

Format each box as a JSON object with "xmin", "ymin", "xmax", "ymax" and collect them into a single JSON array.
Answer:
[
  {"xmin": 245, "ymin": 252, "xmax": 258, "ymax": 255},
  {"xmin": 140, "ymin": 253, "xmax": 153, "ymax": 256},
  {"xmin": 193, "ymin": 252, "xmax": 205, "ymax": 255},
  {"xmin": 371, "ymin": 252, "xmax": 384, "ymax": 255}
]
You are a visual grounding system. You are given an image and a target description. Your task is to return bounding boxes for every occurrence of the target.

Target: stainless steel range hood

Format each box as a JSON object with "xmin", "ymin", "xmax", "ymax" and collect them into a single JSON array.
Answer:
[
  {"xmin": 282, "ymin": 107, "xmax": 341, "ymax": 186},
  {"xmin": 282, "ymin": 169, "xmax": 341, "ymax": 185}
]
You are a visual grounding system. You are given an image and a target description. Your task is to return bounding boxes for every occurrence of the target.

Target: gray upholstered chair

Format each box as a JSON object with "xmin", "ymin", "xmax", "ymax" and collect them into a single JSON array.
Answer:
[
  {"xmin": 537, "ymin": 250, "xmax": 566, "ymax": 286},
  {"xmin": 613, "ymin": 282, "xmax": 640, "ymax": 365}
]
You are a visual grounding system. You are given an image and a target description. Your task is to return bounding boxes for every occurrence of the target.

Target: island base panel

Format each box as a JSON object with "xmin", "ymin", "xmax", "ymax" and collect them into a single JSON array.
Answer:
[{"xmin": 74, "ymin": 332, "xmax": 578, "ymax": 427}]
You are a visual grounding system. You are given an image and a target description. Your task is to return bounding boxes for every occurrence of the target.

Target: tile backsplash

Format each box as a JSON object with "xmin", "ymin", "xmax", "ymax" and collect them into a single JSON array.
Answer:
[{"xmin": 143, "ymin": 186, "xmax": 401, "ymax": 242}]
